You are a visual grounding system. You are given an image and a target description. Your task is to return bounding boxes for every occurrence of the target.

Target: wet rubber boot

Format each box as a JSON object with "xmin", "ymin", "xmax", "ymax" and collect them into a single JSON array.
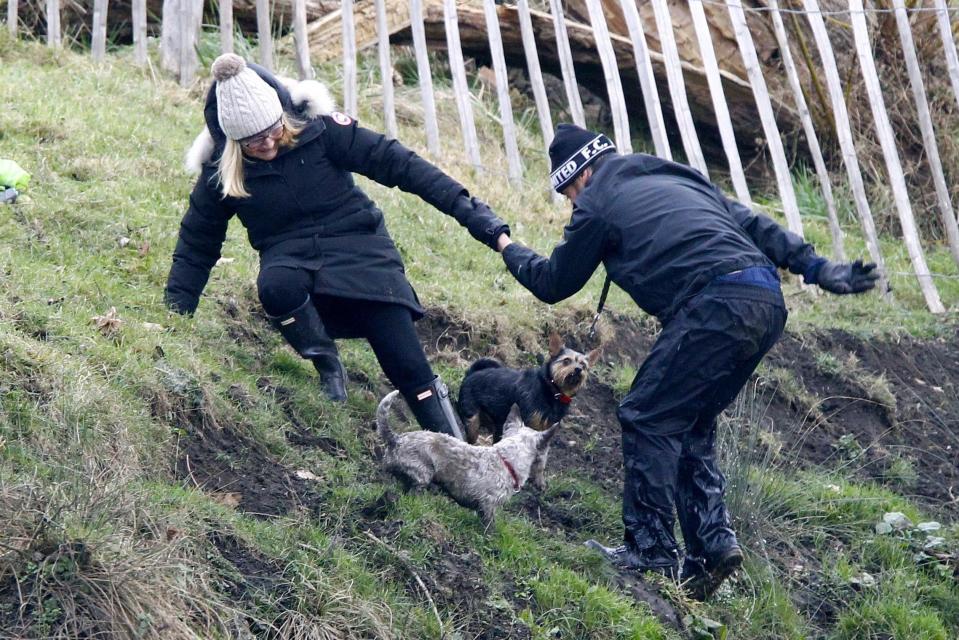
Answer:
[
  {"xmin": 680, "ymin": 545, "xmax": 743, "ymax": 601},
  {"xmin": 584, "ymin": 539, "xmax": 679, "ymax": 579},
  {"xmin": 403, "ymin": 376, "xmax": 466, "ymax": 440},
  {"xmin": 269, "ymin": 297, "xmax": 347, "ymax": 402}
]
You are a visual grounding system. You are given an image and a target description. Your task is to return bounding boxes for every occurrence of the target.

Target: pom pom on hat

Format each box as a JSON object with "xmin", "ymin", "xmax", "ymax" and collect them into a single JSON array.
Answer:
[
  {"xmin": 548, "ymin": 123, "xmax": 615, "ymax": 193},
  {"xmin": 212, "ymin": 54, "xmax": 283, "ymax": 141},
  {"xmin": 212, "ymin": 53, "xmax": 246, "ymax": 82}
]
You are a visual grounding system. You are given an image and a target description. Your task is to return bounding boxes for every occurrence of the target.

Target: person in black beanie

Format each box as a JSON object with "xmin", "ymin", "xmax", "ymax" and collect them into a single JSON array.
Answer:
[
  {"xmin": 165, "ymin": 54, "xmax": 509, "ymax": 439},
  {"xmin": 492, "ymin": 123, "xmax": 878, "ymax": 598}
]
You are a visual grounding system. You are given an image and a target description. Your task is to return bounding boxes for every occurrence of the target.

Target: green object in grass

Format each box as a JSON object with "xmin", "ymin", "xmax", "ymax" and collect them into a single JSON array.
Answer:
[{"xmin": 0, "ymin": 159, "xmax": 31, "ymax": 190}]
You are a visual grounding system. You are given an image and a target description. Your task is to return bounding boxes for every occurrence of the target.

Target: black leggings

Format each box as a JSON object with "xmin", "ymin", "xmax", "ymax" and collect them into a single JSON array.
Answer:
[{"xmin": 257, "ymin": 266, "xmax": 434, "ymax": 394}]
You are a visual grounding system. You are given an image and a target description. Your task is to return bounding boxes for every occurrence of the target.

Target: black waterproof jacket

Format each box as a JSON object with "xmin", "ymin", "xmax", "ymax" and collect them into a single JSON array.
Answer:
[
  {"xmin": 502, "ymin": 153, "xmax": 821, "ymax": 325},
  {"xmin": 165, "ymin": 66, "xmax": 506, "ymax": 316}
]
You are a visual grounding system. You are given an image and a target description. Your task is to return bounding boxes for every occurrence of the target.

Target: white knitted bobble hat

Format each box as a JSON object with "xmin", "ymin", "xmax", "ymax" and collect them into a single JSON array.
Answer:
[{"xmin": 212, "ymin": 54, "xmax": 283, "ymax": 141}]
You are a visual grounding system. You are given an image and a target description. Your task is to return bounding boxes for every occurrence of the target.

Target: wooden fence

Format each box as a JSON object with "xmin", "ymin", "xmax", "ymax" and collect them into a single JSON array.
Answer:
[{"xmin": 5, "ymin": 0, "xmax": 959, "ymax": 313}]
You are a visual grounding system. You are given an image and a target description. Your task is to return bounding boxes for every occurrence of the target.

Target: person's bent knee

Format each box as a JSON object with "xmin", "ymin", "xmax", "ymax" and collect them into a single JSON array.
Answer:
[{"xmin": 257, "ymin": 271, "xmax": 310, "ymax": 317}]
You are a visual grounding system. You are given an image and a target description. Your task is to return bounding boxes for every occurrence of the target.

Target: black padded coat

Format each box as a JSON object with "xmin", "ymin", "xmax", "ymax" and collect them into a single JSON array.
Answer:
[
  {"xmin": 164, "ymin": 66, "xmax": 507, "ymax": 318},
  {"xmin": 502, "ymin": 153, "xmax": 821, "ymax": 325}
]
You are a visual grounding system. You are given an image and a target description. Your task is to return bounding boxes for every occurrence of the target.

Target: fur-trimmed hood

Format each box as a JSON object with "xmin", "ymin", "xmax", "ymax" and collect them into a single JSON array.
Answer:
[{"xmin": 185, "ymin": 65, "xmax": 335, "ymax": 174}]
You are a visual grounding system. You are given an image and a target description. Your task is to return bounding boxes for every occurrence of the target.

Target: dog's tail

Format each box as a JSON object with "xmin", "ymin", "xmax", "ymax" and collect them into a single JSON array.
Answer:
[
  {"xmin": 376, "ymin": 390, "xmax": 401, "ymax": 450},
  {"xmin": 465, "ymin": 358, "xmax": 503, "ymax": 378}
]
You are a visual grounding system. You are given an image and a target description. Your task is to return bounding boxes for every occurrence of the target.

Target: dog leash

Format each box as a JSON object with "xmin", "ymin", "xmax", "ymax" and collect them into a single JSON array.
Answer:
[{"xmin": 587, "ymin": 273, "xmax": 611, "ymax": 342}]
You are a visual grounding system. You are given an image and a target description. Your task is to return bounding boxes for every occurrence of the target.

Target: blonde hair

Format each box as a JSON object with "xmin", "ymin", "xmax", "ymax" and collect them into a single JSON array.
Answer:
[{"xmin": 216, "ymin": 113, "xmax": 307, "ymax": 199}]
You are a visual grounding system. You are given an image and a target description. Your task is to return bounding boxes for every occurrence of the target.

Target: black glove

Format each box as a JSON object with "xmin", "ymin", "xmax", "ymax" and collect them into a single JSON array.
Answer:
[
  {"xmin": 451, "ymin": 195, "xmax": 510, "ymax": 250},
  {"xmin": 813, "ymin": 259, "xmax": 880, "ymax": 295}
]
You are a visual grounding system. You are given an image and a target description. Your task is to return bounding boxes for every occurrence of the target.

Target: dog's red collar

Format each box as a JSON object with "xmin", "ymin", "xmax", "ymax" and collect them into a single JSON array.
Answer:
[
  {"xmin": 549, "ymin": 379, "xmax": 574, "ymax": 405},
  {"xmin": 498, "ymin": 452, "xmax": 521, "ymax": 491}
]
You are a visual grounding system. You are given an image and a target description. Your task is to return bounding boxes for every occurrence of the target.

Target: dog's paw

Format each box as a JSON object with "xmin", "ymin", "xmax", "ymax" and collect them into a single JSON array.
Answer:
[{"xmin": 530, "ymin": 475, "xmax": 547, "ymax": 492}]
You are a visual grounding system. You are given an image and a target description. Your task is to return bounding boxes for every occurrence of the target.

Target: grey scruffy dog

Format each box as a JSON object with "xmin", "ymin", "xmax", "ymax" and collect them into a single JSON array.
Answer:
[
  {"xmin": 377, "ymin": 390, "xmax": 558, "ymax": 528},
  {"xmin": 458, "ymin": 333, "xmax": 599, "ymax": 489}
]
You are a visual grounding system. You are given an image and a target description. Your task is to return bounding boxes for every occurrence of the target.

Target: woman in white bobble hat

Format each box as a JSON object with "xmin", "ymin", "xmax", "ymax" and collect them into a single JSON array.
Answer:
[{"xmin": 165, "ymin": 54, "xmax": 509, "ymax": 438}]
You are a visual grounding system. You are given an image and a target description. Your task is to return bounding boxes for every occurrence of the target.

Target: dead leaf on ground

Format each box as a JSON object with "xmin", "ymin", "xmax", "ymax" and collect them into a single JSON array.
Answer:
[
  {"xmin": 295, "ymin": 469, "xmax": 320, "ymax": 481},
  {"xmin": 92, "ymin": 307, "xmax": 123, "ymax": 335}
]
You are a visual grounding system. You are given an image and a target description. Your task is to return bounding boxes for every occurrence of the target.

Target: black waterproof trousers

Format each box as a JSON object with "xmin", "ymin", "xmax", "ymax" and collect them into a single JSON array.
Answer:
[
  {"xmin": 258, "ymin": 266, "xmax": 435, "ymax": 395},
  {"xmin": 616, "ymin": 279, "xmax": 787, "ymax": 568}
]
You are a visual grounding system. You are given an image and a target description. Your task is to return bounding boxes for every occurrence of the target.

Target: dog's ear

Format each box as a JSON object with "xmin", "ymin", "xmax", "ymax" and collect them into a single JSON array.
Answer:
[
  {"xmin": 548, "ymin": 332, "xmax": 564, "ymax": 358},
  {"xmin": 587, "ymin": 347, "xmax": 603, "ymax": 367},
  {"xmin": 538, "ymin": 423, "xmax": 560, "ymax": 450}
]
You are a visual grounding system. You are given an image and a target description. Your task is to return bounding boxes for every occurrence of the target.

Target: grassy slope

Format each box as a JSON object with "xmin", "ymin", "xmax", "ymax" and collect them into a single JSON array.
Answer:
[{"xmin": 0, "ymin": 34, "xmax": 956, "ymax": 639}]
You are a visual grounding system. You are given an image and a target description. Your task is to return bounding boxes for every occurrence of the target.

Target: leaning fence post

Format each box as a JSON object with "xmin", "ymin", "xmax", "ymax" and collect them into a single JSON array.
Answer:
[
  {"xmin": 803, "ymin": 0, "xmax": 888, "ymax": 295},
  {"xmin": 92, "ymin": 0, "xmax": 108, "ymax": 62},
  {"xmin": 548, "ymin": 0, "xmax": 586, "ymax": 128},
  {"xmin": 292, "ymin": 0, "xmax": 312, "ymax": 79},
  {"xmin": 649, "ymin": 0, "xmax": 708, "ymax": 177},
  {"xmin": 893, "ymin": 0, "xmax": 959, "ymax": 268},
  {"xmin": 375, "ymin": 0, "xmax": 398, "ymax": 139},
  {"xmin": 256, "ymin": 0, "xmax": 273, "ymax": 71},
  {"xmin": 726, "ymin": 0, "xmax": 803, "ymax": 237},
  {"xmin": 177, "ymin": 0, "xmax": 198, "ymax": 86},
  {"xmin": 46, "ymin": 0, "xmax": 61, "ymax": 48},
  {"xmin": 220, "ymin": 0, "xmax": 233, "ymax": 54},
  {"xmin": 342, "ymin": 0, "xmax": 357, "ymax": 114},
  {"xmin": 688, "ymin": 0, "xmax": 750, "ymax": 204},
  {"xmin": 443, "ymin": 0, "xmax": 481, "ymax": 168},
  {"xmin": 619, "ymin": 0, "xmax": 670, "ymax": 159},
  {"xmin": 7, "ymin": 0, "xmax": 18, "ymax": 37},
  {"xmin": 132, "ymin": 0, "xmax": 147, "ymax": 65},
  {"xmin": 934, "ymin": 0, "xmax": 959, "ymax": 115},
  {"xmin": 517, "ymin": 0, "xmax": 555, "ymax": 155},
  {"xmin": 849, "ymin": 0, "xmax": 943, "ymax": 313},
  {"xmin": 483, "ymin": 0, "xmax": 523, "ymax": 186},
  {"xmin": 584, "ymin": 0, "xmax": 632, "ymax": 153},
  {"xmin": 768, "ymin": 0, "xmax": 844, "ymax": 260},
  {"xmin": 411, "ymin": 0, "xmax": 440, "ymax": 156}
]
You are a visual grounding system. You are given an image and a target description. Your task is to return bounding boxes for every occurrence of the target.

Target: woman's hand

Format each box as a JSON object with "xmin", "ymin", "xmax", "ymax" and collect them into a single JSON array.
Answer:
[{"xmin": 496, "ymin": 234, "xmax": 513, "ymax": 252}]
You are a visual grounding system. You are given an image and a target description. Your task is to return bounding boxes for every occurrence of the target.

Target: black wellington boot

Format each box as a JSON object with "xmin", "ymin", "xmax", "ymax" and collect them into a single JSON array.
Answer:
[
  {"xmin": 269, "ymin": 297, "xmax": 347, "ymax": 402},
  {"xmin": 402, "ymin": 376, "xmax": 466, "ymax": 440}
]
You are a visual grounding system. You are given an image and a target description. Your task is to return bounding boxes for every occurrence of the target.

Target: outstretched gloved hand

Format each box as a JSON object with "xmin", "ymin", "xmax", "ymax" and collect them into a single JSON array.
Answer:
[{"xmin": 813, "ymin": 259, "xmax": 880, "ymax": 295}]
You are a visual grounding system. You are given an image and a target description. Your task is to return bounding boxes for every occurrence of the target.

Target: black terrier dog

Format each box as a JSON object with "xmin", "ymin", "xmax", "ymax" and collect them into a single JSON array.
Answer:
[{"xmin": 458, "ymin": 333, "xmax": 600, "ymax": 489}]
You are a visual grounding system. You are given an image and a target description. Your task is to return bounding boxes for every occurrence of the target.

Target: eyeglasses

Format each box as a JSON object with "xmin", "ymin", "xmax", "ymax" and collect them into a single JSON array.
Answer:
[{"xmin": 239, "ymin": 120, "xmax": 283, "ymax": 150}]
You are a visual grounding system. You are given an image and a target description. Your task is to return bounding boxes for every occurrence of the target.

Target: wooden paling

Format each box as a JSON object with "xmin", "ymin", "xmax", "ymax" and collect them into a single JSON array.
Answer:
[
  {"xmin": 583, "ymin": 0, "xmax": 631, "ymax": 153},
  {"xmin": 177, "ymin": 0, "xmax": 197, "ymax": 86},
  {"xmin": 133, "ymin": 0, "xmax": 147, "ymax": 65},
  {"xmin": 483, "ymin": 0, "xmax": 523, "ymax": 186},
  {"xmin": 220, "ymin": 0, "xmax": 233, "ymax": 54},
  {"xmin": 802, "ymin": 0, "xmax": 888, "ymax": 295},
  {"xmin": 726, "ymin": 0, "xmax": 802, "ymax": 236},
  {"xmin": 892, "ymin": 0, "xmax": 959, "ymax": 268},
  {"xmin": 619, "ymin": 0, "xmax": 670, "ymax": 159},
  {"xmin": 444, "ymin": 0, "xmax": 481, "ymax": 168},
  {"xmin": 294, "ymin": 0, "xmax": 313, "ymax": 79},
  {"xmin": 688, "ymin": 0, "xmax": 749, "ymax": 204},
  {"xmin": 92, "ymin": 0, "xmax": 108, "ymax": 62},
  {"xmin": 849, "ymin": 0, "xmax": 942, "ymax": 313},
  {"xmin": 256, "ymin": 0, "xmax": 273, "ymax": 70},
  {"xmin": 411, "ymin": 0, "xmax": 440, "ymax": 155},
  {"xmin": 517, "ymin": 0, "xmax": 555, "ymax": 155},
  {"xmin": 548, "ymin": 0, "xmax": 586, "ymax": 128},
  {"xmin": 934, "ymin": 0, "xmax": 959, "ymax": 115},
  {"xmin": 7, "ymin": 0, "xmax": 17, "ymax": 37},
  {"xmin": 342, "ymin": 0, "xmax": 357, "ymax": 115},
  {"xmin": 768, "ymin": 0, "xmax": 844, "ymax": 260},
  {"xmin": 376, "ymin": 0, "xmax": 398, "ymax": 138},
  {"xmin": 46, "ymin": 0, "xmax": 60, "ymax": 48},
  {"xmin": 649, "ymin": 0, "xmax": 708, "ymax": 177}
]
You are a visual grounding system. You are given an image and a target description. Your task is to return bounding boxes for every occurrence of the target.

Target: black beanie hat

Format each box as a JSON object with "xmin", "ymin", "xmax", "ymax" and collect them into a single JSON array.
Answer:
[{"xmin": 548, "ymin": 123, "xmax": 616, "ymax": 193}]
